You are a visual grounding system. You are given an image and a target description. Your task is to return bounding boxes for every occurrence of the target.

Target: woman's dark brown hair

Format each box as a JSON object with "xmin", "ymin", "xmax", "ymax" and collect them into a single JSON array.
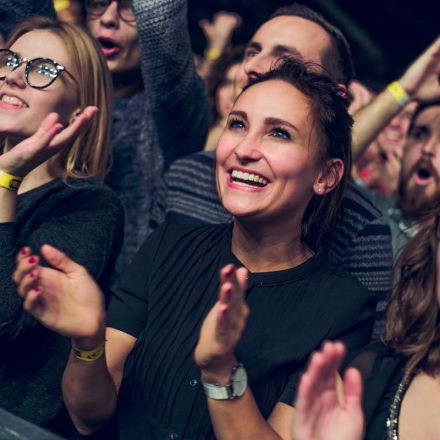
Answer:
[{"xmin": 385, "ymin": 198, "xmax": 440, "ymax": 376}]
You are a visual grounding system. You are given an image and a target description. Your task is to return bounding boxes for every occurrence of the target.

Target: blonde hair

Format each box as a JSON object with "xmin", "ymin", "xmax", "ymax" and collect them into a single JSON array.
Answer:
[{"xmin": 3, "ymin": 17, "xmax": 112, "ymax": 181}]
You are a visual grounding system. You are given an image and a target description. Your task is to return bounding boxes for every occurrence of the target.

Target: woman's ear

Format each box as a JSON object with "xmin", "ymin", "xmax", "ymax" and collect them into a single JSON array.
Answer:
[{"xmin": 313, "ymin": 158, "xmax": 344, "ymax": 195}]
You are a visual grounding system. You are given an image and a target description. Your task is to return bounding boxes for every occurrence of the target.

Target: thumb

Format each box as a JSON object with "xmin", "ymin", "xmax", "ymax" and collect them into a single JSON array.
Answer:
[{"xmin": 40, "ymin": 244, "xmax": 83, "ymax": 275}]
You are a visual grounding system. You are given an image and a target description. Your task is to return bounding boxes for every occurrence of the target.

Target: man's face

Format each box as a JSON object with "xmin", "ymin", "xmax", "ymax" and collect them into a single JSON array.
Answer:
[
  {"xmin": 398, "ymin": 105, "xmax": 440, "ymax": 217},
  {"xmin": 86, "ymin": 0, "xmax": 140, "ymax": 75},
  {"xmin": 233, "ymin": 15, "xmax": 331, "ymax": 97}
]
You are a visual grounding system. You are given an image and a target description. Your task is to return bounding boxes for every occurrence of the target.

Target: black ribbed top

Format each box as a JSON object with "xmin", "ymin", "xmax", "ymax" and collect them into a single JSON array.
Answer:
[{"xmin": 108, "ymin": 222, "xmax": 376, "ymax": 440}]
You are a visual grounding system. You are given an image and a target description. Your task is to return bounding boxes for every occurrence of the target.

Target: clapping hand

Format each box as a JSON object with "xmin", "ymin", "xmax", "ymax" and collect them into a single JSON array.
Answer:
[
  {"xmin": 0, "ymin": 106, "xmax": 97, "ymax": 177},
  {"xmin": 194, "ymin": 264, "xmax": 249, "ymax": 382},
  {"xmin": 13, "ymin": 244, "xmax": 106, "ymax": 341},
  {"xmin": 293, "ymin": 341, "xmax": 364, "ymax": 440}
]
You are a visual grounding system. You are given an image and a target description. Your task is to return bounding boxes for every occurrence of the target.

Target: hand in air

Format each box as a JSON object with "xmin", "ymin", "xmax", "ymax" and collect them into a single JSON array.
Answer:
[
  {"xmin": 0, "ymin": 106, "xmax": 97, "ymax": 177},
  {"xmin": 194, "ymin": 264, "xmax": 249, "ymax": 379},
  {"xmin": 199, "ymin": 11, "xmax": 242, "ymax": 50},
  {"xmin": 13, "ymin": 244, "xmax": 106, "ymax": 340},
  {"xmin": 293, "ymin": 341, "xmax": 364, "ymax": 440},
  {"xmin": 399, "ymin": 37, "xmax": 440, "ymax": 102}
]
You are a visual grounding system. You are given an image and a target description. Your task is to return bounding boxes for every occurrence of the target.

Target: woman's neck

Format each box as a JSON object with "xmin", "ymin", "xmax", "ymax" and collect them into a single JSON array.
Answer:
[
  {"xmin": 18, "ymin": 161, "xmax": 58, "ymax": 194},
  {"xmin": 231, "ymin": 219, "xmax": 313, "ymax": 273}
]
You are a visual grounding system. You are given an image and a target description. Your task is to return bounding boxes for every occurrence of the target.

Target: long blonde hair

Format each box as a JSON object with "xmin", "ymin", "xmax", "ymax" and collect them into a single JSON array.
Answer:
[{"xmin": 3, "ymin": 17, "xmax": 112, "ymax": 181}]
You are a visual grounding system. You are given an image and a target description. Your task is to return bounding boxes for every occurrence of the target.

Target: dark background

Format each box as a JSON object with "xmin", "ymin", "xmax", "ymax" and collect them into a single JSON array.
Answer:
[{"xmin": 188, "ymin": 0, "xmax": 439, "ymax": 90}]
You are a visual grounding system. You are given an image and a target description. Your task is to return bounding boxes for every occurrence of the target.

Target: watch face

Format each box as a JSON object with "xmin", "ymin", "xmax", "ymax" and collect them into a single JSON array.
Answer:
[{"xmin": 232, "ymin": 365, "xmax": 247, "ymax": 397}]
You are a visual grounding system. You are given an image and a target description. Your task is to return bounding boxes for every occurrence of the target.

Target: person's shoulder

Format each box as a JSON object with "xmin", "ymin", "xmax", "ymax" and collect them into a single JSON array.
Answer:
[
  {"xmin": 340, "ymin": 181, "xmax": 386, "ymax": 222},
  {"xmin": 317, "ymin": 253, "xmax": 376, "ymax": 301},
  {"xmin": 168, "ymin": 150, "xmax": 215, "ymax": 172}
]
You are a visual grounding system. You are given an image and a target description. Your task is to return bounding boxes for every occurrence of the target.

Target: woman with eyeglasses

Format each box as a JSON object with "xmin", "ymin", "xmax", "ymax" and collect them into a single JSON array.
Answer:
[{"xmin": 0, "ymin": 17, "xmax": 123, "ymax": 434}]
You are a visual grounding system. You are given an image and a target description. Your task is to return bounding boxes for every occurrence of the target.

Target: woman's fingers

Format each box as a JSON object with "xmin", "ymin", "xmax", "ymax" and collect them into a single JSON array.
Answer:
[
  {"xmin": 343, "ymin": 368, "xmax": 363, "ymax": 412},
  {"xmin": 40, "ymin": 244, "xmax": 83, "ymax": 275},
  {"xmin": 12, "ymin": 254, "xmax": 39, "ymax": 284},
  {"xmin": 22, "ymin": 286, "xmax": 44, "ymax": 316},
  {"xmin": 16, "ymin": 268, "xmax": 40, "ymax": 299},
  {"xmin": 49, "ymin": 106, "xmax": 98, "ymax": 148}
]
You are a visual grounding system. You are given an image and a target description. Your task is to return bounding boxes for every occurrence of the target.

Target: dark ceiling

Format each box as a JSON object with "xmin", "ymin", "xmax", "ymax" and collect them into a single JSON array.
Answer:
[{"xmin": 188, "ymin": 0, "xmax": 439, "ymax": 90}]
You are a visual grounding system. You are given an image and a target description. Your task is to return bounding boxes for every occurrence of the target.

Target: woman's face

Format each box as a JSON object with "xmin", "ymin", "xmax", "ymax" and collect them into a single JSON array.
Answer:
[
  {"xmin": 216, "ymin": 79, "xmax": 326, "ymax": 224},
  {"xmin": 216, "ymin": 63, "xmax": 240, "ymax": 120},
  {"xmin": 0, "ymin": 30, "xmax": 78, "ymax": 144}
]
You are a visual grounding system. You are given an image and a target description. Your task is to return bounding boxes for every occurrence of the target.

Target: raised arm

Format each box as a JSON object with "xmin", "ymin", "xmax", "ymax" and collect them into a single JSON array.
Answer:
[
  {"xmin": 194, "ymin": 264, "xmax": 294, "ymax": 440},
  {"xmin": 0, "ymin": 110, "xmax": 110, "ymax": 340},
  {"xmin": 352, "ymin": 36, "xmax": 440, "ymax": 162},
  {"xmin": 133, "ymin": 0, "xmax": 209, "ymax": 167}
]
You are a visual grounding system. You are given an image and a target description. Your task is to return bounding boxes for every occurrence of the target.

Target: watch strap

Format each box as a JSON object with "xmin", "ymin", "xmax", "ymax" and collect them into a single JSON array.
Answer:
[{"xmin": 201, "ymin": 363, "xmax": 247, "ymax": 400}]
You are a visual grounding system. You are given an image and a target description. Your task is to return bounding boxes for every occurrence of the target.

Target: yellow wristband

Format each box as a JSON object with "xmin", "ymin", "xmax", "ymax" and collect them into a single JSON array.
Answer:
[
  {"xmin": 0, "ymin": 169, "xmax": 22, "ymax": 192},
  {"xmin": 72, "ymin": 344, "xmax": 105, "ymax": 362},
  {"xmin": 387, "ymin": 81, "xmax": 410, "ymax": 107},
  {"xmin": 204, "ymin": 48, "xmax": 221, "ymax": 61},
  {"xmin": 54, "ymin": 0, "xmax": 71, "ymax": 12}
]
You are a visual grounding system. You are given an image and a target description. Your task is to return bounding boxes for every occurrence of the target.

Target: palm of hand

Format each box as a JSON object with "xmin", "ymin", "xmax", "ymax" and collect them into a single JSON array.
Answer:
[
  {"xmin": 27, "ymin": 265, "xmax": 105, "ymax": 339},
  {"xmin": 299, "ymin": 389, "xmax": 363, "ymax": 440}
]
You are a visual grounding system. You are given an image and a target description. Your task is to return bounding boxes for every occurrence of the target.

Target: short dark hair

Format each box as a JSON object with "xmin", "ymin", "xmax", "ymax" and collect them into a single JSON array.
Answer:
[
  {"xmin": 241, "ymin": 57, "xmax": 353, "ymax": 252},
  {"xmin": 269, "ymin": 3, "xmax": 354, "ymax": 85},
  {"xmin": 408, "ymin": 99, "xmax": 440, "ymax": 135}
]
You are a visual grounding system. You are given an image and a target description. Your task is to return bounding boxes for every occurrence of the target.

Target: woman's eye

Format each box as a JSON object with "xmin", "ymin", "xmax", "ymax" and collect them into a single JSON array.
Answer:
[
  {"xmin": 270, "ymin": 127, "xmax": 290, "ymax": 140},
  {"xmin": 228, "ymin": 118, "xmax": 245, "ymax": 130}
]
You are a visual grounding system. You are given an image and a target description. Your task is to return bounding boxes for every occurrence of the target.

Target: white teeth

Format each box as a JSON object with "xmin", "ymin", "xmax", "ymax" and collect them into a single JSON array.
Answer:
[
  {"xmin": 1, "ymin": 95, "xmax": 27, "ymax": 107},
  {"xmin": 231, "ymin": 169, "xmax": 268, "ymax": 186}
]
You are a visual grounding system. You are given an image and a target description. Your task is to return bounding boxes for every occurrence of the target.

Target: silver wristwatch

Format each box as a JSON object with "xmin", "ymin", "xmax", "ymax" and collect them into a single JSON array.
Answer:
[{"xmin": 201, "ymin": 363, "xmax": 248, "ymax": 400}]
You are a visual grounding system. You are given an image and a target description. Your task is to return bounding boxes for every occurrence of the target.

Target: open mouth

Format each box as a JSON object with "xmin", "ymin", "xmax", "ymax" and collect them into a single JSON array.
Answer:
[
  {"xmin": 97, "ymin": 38, "xmax": 121, "ymax": 57},
  {"xmin": 229, "ymin": 169, "xmax": 270, "ymax": 188},
  {"xmin": 414, "ymin": 165, "xmax": 434, "ymax": 186}
]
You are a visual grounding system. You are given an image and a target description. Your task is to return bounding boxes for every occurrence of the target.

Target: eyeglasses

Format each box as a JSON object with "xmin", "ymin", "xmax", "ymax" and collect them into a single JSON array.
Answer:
[
  {"xmin": 85, "ymin": 0, "xmax": 135, "ymax": 23},
  {"xmin": 0, "ymin": 49, "xmax": 74, "ymax": 89}
]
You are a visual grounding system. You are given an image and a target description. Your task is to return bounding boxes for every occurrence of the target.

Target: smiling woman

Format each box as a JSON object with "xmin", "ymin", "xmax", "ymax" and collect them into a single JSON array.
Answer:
[
  {"xmin": 0, "ymin": 17, "xmax": 123, "ymax": 435},
  {"xmin": 14, "ymin": 57, "xmax": 376, "ymax": 440}
]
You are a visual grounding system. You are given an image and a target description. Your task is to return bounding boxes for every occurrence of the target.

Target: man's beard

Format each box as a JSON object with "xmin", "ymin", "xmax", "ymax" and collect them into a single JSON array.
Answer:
[{"xmin": 397, "ymin": 174, "xmax": 440, "ymax": 220}]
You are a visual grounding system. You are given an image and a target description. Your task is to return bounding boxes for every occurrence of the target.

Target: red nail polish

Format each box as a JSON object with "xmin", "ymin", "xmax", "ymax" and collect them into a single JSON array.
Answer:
[
  {"xmin": 29, "ymin": 256, "xmax": 36, "ymax": 264},
  {"xmin": 35, "ymin": 286, "xmax": 42, "ymax": 293},
  {"xmin": 21, "ymin": 248, "xmax": 28, "ymax": 255}
]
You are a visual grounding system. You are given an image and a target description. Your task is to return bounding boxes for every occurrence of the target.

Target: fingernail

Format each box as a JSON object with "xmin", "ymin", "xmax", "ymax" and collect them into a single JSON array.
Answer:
[
  {"xmin": 29, "ymin": 256, "xmax": 36, "ymax": 264},
  {"xmin": 30, "ymin": 271, "xmax": 36, "ymax": 279},
  {"xmin": 35, "ymin": 286, "xmax": 42, "ymax": 293},
  {"xmin": 21, "ymin": 248, "xmax": 28, "ymax": 255}
]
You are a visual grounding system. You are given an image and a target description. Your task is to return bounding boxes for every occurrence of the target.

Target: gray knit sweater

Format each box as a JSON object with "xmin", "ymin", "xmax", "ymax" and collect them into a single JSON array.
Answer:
[{"xmin": 106, "ymin": 0, "xmax": 208, "ymax": 276}]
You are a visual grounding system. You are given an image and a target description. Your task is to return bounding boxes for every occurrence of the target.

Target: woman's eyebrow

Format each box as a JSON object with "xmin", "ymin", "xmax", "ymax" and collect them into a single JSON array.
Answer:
[
  {"xmin": 229, "ymin": 110, "xmax": 248, "ymax": 121},
  {"xmin": 264, "ymin": 117, "xmax": 299, "ymax": 134}
]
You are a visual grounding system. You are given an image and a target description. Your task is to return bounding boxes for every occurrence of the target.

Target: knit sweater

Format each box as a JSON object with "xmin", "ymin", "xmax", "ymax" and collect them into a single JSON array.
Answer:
[
  {"xmin": 105, "ymin": 0, "xmax": 208, "ymax": 276},
  {"xmin": 0, "ymin": 178, "xmax": 124, "ymax": 431},
  {"xmin": 159, "ymin": 151, "xmax": 393, "ymax": 338}
]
